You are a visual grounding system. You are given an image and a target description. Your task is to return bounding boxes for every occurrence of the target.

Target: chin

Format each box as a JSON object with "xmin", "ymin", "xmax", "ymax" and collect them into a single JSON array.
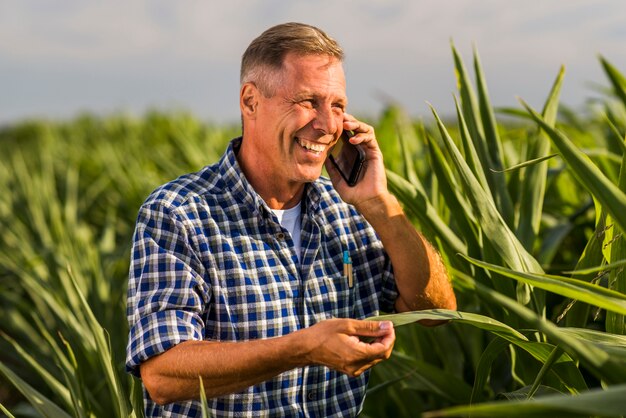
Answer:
[{"xmin": 296, "ymin": 172, "xmax": 322, "ymax": 184}]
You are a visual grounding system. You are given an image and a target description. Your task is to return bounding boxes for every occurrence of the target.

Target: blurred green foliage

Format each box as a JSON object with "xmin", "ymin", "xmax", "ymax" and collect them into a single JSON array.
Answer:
[{"xmin": 2, "ymin": 48, "xmax": 626, "ymax": 417}]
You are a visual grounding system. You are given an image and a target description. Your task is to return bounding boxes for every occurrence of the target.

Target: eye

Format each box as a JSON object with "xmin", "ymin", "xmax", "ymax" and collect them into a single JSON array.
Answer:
[
  {"xmin": 332, "ymin": 103, "xmax": 345, "ymax": 115},
  {"xmin": 300, "ymin": 99, "xmax": 315, "ymax": 109},
  {"xmin": 332, "ymin": 101, "xmax": 346, "ymax": 111}
]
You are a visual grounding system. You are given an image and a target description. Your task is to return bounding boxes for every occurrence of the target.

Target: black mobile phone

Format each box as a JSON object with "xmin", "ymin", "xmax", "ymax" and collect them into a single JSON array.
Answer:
[{"xmin": 329, "ymin": 130, "xmax": 366, "ymax": 186}]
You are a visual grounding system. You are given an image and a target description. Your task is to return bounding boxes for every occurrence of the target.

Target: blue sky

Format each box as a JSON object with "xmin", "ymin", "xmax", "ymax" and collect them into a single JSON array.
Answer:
[{"xmin": 2, "ymin": 0, "xmax": 626, "ymax": 125}]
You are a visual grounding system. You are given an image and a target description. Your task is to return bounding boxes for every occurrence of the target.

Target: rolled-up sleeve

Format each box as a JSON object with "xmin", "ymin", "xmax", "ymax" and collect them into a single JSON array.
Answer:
[{"xmin": 125, "ymin": 201, "xmax": 209, "ymax": 376}]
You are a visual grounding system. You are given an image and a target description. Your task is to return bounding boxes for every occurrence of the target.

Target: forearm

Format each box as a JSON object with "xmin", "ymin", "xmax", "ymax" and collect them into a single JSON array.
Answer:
[
  {"xmin": 140, "ymin": 333, "xmax": 306, "ymax": 404},
  {"xmin": 139, "ymin": 318, "xmax": 395, "ymax": 405},
  {"xmin": 356, "ymin": 192, "xmax": 457, "ymax": 313}
]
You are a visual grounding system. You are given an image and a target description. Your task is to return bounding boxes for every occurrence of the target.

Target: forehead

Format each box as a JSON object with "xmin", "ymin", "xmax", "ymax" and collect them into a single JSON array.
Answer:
[{"xmin": 279, "ymin": 53, "xmax": 346, "ymax": 96}]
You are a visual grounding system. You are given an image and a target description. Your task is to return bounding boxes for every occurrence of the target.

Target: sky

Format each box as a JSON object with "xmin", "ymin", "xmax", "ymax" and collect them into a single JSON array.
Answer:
[{"xmin": 2, "ymin": 0, "xmax": 626, "ymax": 126}]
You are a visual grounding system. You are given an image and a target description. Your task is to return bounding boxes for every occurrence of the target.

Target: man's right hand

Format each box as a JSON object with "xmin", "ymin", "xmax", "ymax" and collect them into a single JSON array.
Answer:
[
  {"xmin": 299, "ymin": 318, "xmax": 395, "ymax": 377},
  {"xmin": 140, "ymin": 317, "xmax": 395, "ymax": 404}
]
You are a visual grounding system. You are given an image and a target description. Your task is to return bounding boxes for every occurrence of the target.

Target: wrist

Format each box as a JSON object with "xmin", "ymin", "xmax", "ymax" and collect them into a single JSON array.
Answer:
[
  {"xmin": 355, "ymin": 192, "xmax": 403, "ymax": 222},
  {"xmin": 285, "ymin": 327, "xmax": 316, "ymax": 368}
]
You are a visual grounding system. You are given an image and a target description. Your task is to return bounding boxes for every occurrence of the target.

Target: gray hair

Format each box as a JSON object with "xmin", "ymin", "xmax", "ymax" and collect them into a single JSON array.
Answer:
[{"xmin": 240, "ymin": 22, "xmax": 344, "ymax": 96}]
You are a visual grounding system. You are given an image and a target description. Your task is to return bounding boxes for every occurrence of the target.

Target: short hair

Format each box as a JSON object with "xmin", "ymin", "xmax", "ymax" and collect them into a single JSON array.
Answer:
[{"xmin": 240, "ymin": 22, "xmax": 344, "ymax": 97}]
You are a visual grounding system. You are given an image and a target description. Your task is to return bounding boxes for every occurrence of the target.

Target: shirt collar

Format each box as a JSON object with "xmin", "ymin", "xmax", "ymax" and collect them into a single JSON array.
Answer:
[{"xmin": 218, "ymin": 137, "xmax": 324, "ymax": 219}]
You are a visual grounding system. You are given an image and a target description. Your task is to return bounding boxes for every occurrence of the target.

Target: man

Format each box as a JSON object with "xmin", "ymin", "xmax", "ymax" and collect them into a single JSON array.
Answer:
[{"xmin": 126, "ymin": 22, "xmax": 456, "ymax": 417}]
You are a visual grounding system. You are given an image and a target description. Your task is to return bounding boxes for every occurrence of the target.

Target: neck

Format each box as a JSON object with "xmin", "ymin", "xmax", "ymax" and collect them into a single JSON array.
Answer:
[
  {"xmin": 236, "ymin": 137, "xmax": 305, "ymax": 210},
  {"xmin": 263, "ymin": 187, "xmax": 304, "ymax": 210},
  {"xmin": 259, "ymin": 192, "xmax": 303, "ymax": 210}
]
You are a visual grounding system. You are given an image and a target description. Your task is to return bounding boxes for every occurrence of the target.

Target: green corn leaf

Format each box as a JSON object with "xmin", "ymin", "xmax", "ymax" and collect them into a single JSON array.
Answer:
[
  {"xmin": 431, "ymin": 105, "xmax": 543, "ymax": 275},
  {"xmin": 516, "ymin": 66, "xmax": 565, "ymax": 250},
  {"xmin": 423, "ymin": 130, "xmax": 480, "ymax": 250},
  {"xmin": 496, "ymin": 107, "xmax": 534, "ymax": 120},
  {"xmin": 393, "ymin": 106, "xmax": 421, "ymax": 185},
  {"xmin": 602, "ymin": 112, "xmax": 626, "ymax": 155},
  {"xmin": 371, "ymin": 311, "xmax": 587, "ymax": 405},
  {"xmin": 451, "ymin": 42, "xmax": 494, "ymax": 197},
  {"xmin": 386, "ymin": 169, "xmax": 466, "ymax": 255},
  {"xmin": 520, "ymin": 99, "xmax": 626, "ymax": 235},
  {"xmin": 400, "ymin": 361, "xmax": 473, "ymax": 404},
  {"xmin": 461, "ymin": 254, "xmax": 626, "ymax": 316},
  {"xmin": 424, "ymin": 383, "xmax": 626, "ymax": 417},
  {"xmin": 540, "ymin": 66, "xmax": 566, "ymax": 125},
  {"xmin": 562, "ymin": 252, "xmax": 626, "ymax": 276},
  {"xmin": 465, "ymin": 322, "xmax": 586, "ymax": 397},
  {"xmin": 473, "ymin": 46, "xmax": 504, "ymax": 172},
  {"xmin": 452, "ymin": 95, "xmax": 492, "ymax": 196},
  {"xmin": 57, "ymin": 332, "xmax": 90, "ymax": 418},
  {"xmin": 526, "ymin": 346, "xmax": 563, "ymax": 399},
  {"xmin": 130, "ymin": 377, "xmax": 144, "ymax": 418},
  {"xmin": 606, "ymin": 130, "xmax": 626, "ymax": 334},
  {"xmin": 556, "ymin": 328, "xmax": 626, "ymax": 366},
  {"xmin": 66, "ymin": 265, "xmax": 131, "ymax": 418},
  {"xmin": 0, "ymin": 331, "xmax": 72, "ymax": 410},
  {"xmin": 473, "ymin": 47, "xmax": 515, "ymax": 227},
  {"xmin": 563, "ymin": 210, "xmax": 607, "ymax": 327},
  {"xmin": 367, "ymin": 365, "xmax": 416, "ymax": 396},
  {"xmin": 497, "ymin": 385, "xmax": 564, "ymax": 402},
  {"xmin": 0, "ymin": 362, "xmax": 73, "ymax": 418},
  {"xmin": 471, "ymin": 338, "xmax": 511, "ymax": 403},
  {"xmin": 199, "ymin": 377, "xmax": 212, "ymax": 418},
  {"xmin": 455, "ymin": 274, "xmax": 626, "ymax": 383},
  {"xmin": 451, "ymin": 42, "xmax": 484, "ymax": 142},
  {"xmin": 507, "ymin": 341, "xmax": 587, "ymax": 394},
  {"xmin": 491, "ymin": 154, "xmax": 558, "ymax": 173},
  {"xmin": 600, "ymin": 55, "xmax": 626, "ymax": 110},
  {"xmin": 366, "ymin": 309, "xmax": 527, "ymax": 342},
  {"xmin": 0, "ymin": 403, "xmax": 16, "ymax": 418}
]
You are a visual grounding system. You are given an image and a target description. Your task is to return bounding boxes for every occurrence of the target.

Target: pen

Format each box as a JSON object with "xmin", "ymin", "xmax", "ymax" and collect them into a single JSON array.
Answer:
[{"xmin": 343, "ymin": 250, "xmax": 353, "ymax": 288}]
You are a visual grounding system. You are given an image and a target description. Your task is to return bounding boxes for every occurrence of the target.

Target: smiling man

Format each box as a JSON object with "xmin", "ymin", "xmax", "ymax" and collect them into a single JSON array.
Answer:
[{"xmin": 126, "ymin": 22, "xmax": 456, "ymax": 417}]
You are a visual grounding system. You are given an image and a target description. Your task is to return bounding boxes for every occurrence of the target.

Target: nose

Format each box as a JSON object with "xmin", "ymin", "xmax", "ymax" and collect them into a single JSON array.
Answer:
[{"xmin": 311, "ymin": 105, "xmax": 340, "ymax": 136}]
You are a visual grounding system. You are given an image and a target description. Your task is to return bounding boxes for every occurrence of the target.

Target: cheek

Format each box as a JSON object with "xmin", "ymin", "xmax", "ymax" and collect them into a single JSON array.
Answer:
[
  {"xmin": 295, "ymin": 107, "xmax": 317, "ymax": 124},
  {"xmin": 334, "ymin": 112, "xmax": 344, "ymax": 128}
]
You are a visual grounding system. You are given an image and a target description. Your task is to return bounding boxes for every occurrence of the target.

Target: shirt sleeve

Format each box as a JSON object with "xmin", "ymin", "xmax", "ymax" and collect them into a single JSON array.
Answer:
[
  {"xmin": 350, "ymin": 210, "xmax": 398, "ymax": 316},
  {"xmin": 377, "ymin": 253, "xmax": 397, "ymax": 313},
  {"xmin": 364, "ymin": 237, "xmax": 398, "ymax": 314},
  {"xmin": 125, "ymin": 201, "xmax": 210, "ymax": 377}
]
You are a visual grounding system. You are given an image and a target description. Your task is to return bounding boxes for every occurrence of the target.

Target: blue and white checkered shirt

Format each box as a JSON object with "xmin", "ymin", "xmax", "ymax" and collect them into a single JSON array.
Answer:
[{"xmin": 126, "ymin": 137, "xmax": 398, "ymax": 417}]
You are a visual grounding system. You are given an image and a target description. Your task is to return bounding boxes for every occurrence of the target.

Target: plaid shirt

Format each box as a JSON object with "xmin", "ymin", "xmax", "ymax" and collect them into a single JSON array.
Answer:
[{"xmin": 126, "ymin": 137, "xmax": 397, "ymax": 417}]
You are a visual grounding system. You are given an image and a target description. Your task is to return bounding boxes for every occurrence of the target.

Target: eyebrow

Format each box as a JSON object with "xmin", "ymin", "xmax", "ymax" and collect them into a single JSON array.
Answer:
[{"xmin": 291, "ymin": 91, "xmax": 347, "ymax": 106}]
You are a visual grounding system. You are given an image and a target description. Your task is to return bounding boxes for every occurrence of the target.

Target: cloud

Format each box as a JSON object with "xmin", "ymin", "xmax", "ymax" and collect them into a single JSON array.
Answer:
[{"xmin": 2, "ymin": 0, "xmax": 626, "ymax": 123}]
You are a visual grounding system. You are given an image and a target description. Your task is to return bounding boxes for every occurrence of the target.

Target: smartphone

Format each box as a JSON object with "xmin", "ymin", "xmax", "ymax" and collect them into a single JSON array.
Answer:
[{"xmin": 329, "ymin": 130, "xmax": 366, "ymax": 186}]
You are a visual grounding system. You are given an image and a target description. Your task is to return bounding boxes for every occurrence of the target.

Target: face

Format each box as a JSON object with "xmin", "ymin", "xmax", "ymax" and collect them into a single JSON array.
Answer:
[{"xmin": 242, "ymin": 53, "xmax": 347, "ymax": 188}]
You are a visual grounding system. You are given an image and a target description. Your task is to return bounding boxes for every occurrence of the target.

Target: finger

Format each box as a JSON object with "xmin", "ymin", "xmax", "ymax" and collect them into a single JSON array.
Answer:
[
  {"xmin": 368, "ymin": 326, "xmax": 395, "ymax": 348},
  {"xmin": 349, "ymin": 343, "xmax": 394, "ymax": 376},
  {"xmin": 351, "ymin": 360, "xmax": 382, "ymax": 377},
  {"xmin": 346, "ymin": 126, "xmax": 377, "ymax": 152},
  {"xmin": 342, "ymin": 112, "xmax": 358, "ymax": 125},
  {"xmin": 343, "ymin": 115, "xmax": 374, "ymax": 137},
  {"xmin": 349, "ymin": 320, "xmax": 394, "ymax": 337}
]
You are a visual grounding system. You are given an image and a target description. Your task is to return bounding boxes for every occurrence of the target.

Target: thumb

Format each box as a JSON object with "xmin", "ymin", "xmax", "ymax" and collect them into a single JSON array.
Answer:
[{"xmin": 352, "ymin": 320, "xmax": 393, "ymax": 337}]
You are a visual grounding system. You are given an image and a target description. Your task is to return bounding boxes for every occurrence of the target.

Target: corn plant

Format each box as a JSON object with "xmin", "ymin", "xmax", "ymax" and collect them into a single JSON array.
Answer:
[
  {"xmin": 362, "ymin": 45, "xmax": 626, "ymax": 417},
  {"xmin": 0, "ymin": 113, "xmax": 237, "ymax": 416},
  {"xmin": 2, "ymin": 48, "xmax": 626, "ymax": 418}
]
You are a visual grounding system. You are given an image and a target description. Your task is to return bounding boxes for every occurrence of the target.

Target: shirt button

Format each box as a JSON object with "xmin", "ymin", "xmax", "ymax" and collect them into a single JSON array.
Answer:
[
  {"xmin": 276, "ymin": 232, "xmax": 285, "ymax": 240},
  {"xmin": 307, "ymin": 391, "xmax": 317, "ymax": 401}
]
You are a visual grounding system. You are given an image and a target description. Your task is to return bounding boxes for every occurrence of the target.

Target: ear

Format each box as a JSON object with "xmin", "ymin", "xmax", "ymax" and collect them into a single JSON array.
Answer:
[{"xmin": 240, "ymin": 82, "xmax": 259, "ymax": 119}]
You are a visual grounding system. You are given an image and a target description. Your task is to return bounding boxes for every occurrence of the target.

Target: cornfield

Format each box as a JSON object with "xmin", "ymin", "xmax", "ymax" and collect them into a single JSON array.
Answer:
[{"xmin": 2, "ymin": 45, "xmax": 626, "ymax": 417}]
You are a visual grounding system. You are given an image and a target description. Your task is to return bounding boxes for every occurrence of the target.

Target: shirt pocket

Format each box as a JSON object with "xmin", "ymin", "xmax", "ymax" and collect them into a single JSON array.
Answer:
[{"xmin": 304, "ymin": 265, "xmax": 355, "ymax": 321}]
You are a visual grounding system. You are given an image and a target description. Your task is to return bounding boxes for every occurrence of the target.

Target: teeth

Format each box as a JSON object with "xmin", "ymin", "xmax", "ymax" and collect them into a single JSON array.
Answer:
[{"xmin": 297, "ymin": 138, "xmax": 326, "ymax": 153}]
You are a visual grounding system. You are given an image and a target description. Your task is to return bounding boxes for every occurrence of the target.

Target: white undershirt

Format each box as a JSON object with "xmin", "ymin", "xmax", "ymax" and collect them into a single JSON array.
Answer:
[{"xmin": 271, "ymin": 202, "xmax": 302, "ymax": 261}]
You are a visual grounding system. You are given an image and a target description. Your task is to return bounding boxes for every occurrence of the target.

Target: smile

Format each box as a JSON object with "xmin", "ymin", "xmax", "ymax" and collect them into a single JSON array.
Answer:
[{"xmin": 296, "ymin": 137, "xmax": 327, "ymax": 155}]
